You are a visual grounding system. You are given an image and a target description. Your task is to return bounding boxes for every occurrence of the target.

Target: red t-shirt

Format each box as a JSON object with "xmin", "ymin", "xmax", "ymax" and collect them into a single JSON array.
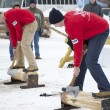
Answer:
[
  {"xmin": 64, "ymin": 11, "xmax": 109, "ymax": 67},
  {"xmin": 4, "ymin": 8, "xmax": 35, "ymax": 48}
]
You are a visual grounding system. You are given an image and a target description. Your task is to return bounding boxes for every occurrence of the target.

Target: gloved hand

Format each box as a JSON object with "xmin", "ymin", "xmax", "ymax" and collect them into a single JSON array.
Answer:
[
  {"xmin": 74, "ymin": 66, "xmax": 80, "ymax": 77},
  {"xmin": 66, "ymin": 37, "xmax": 73, "ymax": 50},
  {"xmin": 39, "ymin": 28, "xmax": 43, "ymax": 36}
]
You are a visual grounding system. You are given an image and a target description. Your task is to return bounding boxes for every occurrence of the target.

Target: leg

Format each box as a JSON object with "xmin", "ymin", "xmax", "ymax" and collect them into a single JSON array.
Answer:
[
  {"xmin": 31, "ymin": 41, "xmax": 33, "ymax": 50},
  {"xmin": 21, "ymin": 20, "xmax": 38, "ymax": 71},
  {"xmin": 6, "ymin": 32, "xmax": 13, "ymax": 60},
  {"xmin": 85, "ymin": 29, "xmax": 110, "ymax": 91},
  {"xmin": 34, "ymin": 31, "xmax": 40, "ymax": 58},
  {"xmin": 15, "ymin": 45, "xmax": 25, "ymax": 67},
  {"xmin": 9, "ymin": 39, "xmax": 13, "ymax": 60}
]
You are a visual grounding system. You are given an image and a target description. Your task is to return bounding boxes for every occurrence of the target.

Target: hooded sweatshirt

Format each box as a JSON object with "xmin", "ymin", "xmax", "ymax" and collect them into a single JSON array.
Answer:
[
  {"xmin": 64, "ymin": 10, "xmax": 109, "ymax": 67},
  {"xmin": 4, "ymin": 8, "xmax": 35, "ymax": 48}
]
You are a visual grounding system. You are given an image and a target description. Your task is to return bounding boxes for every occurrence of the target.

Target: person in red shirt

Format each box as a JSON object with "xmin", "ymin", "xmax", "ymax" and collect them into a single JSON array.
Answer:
[
  {"xmin": 49, "ymin": 8, "xmax": 110, "ymax": 93},
  {"xmin": 7, "ymin": 2, "xmax": 21, "ymax": 61},
  {"xmin": 0, "ymin": 8, "xmax": 38, "ymax": 73}
]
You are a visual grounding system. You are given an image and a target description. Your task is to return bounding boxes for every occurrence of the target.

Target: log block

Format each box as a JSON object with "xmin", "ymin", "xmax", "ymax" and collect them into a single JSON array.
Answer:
[
  {"xmin": 61, "ymin": 91, "xmax": 110, "ymax": 110},
  {"xmin": 20, "ymin": 74, "xmax": 45, "ymax": 89}
]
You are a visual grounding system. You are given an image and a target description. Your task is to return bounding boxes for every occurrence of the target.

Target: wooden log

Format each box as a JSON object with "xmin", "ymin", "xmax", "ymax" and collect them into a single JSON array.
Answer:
[
  {"xmin": 61, "ymin": 91, "xmax": 110, "ymax": 110},
  {"xmin": 0, "ymin": 23, "xmax": 7, "ymax": 30}
]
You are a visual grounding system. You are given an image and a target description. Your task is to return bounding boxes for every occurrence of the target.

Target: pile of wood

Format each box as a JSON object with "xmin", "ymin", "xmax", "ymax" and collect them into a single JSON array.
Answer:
[
  {"xmin": 0, "ymin": 23, "xmax": 9, "ymax": 39},
  {"xmin": 0, "ymin": 18, "xmax": 52, "ymax": 39}
]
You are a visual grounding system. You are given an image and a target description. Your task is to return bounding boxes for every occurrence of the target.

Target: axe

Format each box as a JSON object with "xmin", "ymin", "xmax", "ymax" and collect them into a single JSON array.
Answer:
[
  {"xmin": 66, "ymin": 75, "xmax": 79, "ymax": 98},
  {"xmin": 66, "ymin": 45, "xmax": 88, "ymax": 97},
  {"xmin": 7, "ymin": 44, "xmax": 27, "ymax": 81},
  {"xmin": 9, "ymin": 45, "xmax": 19, "ymax": 69}
]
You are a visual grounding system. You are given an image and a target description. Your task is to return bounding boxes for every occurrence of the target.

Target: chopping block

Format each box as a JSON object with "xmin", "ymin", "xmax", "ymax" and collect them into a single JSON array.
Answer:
[
  {"xmin": 56, "ymin": 91, "xmax": 110, "ymax": 110},
  {"xmin": 20, "ymin": 73, "xmax": 45, "ymax": 89}
]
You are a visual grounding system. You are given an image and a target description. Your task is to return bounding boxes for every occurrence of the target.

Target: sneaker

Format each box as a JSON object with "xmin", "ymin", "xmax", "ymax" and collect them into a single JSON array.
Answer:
[{"xmin": 35, "ymin": 56, "xmax": 42, "ymax": 59}]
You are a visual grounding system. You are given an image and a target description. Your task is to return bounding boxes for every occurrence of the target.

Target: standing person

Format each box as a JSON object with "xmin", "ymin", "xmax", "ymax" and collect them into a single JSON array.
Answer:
[
  {"xmin": 66, "ymin": 0, "xmax": 104, "ymax": 90},
  {"xmin": 0, "ymin": 8, "xmax": 38, "ymax": 72},
  {"xmin": 7, "ymin": 2, "xmax": 21, "ymax": 61},
  {"xmin": 49, "ymin": 8, "xmax": 110, "ymax": 95},
  {"xmin": 28, "ymin": 0, "xmax": 44, "ymax": 59},
  {"xmin": 83, "ymin": 0, "xmax": 103, "ymax": 17},
  {"xmin": 5, "ymin": 31, "xmax": 13, "ymax": 61},
  {"xmin": 76, "ymin": 0, "xmax": 103, "ymax": 91}
]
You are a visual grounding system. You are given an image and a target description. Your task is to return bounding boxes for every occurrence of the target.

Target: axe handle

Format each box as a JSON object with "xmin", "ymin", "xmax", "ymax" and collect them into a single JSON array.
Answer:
[
  {"xmin": 68, "ymin": 49, "xmax": 88, "ymax": 87},
  {"xmin": 11, "ymin": 57, "xmax": 16, "ymax": 67},
  {"xmin": 45, "ymin": 24, "xmax": 68, "ymax": 37},
  {"xmin": 10, "ymin": 45, "xmax": 20, "ymax": 67},
  {"xmin": 69, "ymin": 75, "xmax": 76, "ymax": 87}
]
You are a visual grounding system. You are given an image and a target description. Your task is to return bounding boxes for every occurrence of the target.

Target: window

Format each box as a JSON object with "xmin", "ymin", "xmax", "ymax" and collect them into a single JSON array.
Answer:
[
  {"xmin": 42, "ymin": 0, "xmax": 46, "ymax": 4},
  {"xmin": 56, "ymin": 0, "xmax": 60, "ymax": 4},
  {"xmin": 0, "ymin": 0, "xmax": 21, "ymax": 8}
]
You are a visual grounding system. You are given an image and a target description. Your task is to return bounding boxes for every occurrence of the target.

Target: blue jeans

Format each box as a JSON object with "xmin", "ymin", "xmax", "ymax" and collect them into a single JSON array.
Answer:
[
  {"xmin": 74, "ymin": 29, "xmax": 110, "ymax": 92},
  {"xmin": 31, "ymin": 31, "xmax": 40, "ymax": 57},
  {"xmin": 9, "ymin": 39, "xmax": 13, "ymax": 58}
]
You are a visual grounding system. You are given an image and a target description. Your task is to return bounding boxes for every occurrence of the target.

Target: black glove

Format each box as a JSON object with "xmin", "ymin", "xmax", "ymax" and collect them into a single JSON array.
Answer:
[
  {"xmin": 6, "ymin": 32, "xmax": 10, "ymax": 36},
  {"xmin": 39, "ymin": 28, "xmax": 43, "ymax": 36},
  {"xmin": 66, "ymin": 37, "xmax": 73, "ymax": 50}
]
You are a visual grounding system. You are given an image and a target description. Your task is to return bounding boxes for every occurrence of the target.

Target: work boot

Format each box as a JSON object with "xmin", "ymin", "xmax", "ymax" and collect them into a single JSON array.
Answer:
[
  {"xmin": 23, "ymin": 66, "xmax": 38, "ymax": 73},
  {"xmin": 11, "ymin": 78, "xmax": 26, "ymax": 83},
  {"xmin": 35, "ymin": 56, "xmax": 42, "ymax": 59},
  {"xmin": 92, "ymin": 91, "xmax": 110, "ymax": 98},
  {"xmin": 62, "ymin": 87, "xmax": 66, "ymax": 92},
  {"xmin": 11, "ymin": 65, "xmax": 25, "ymax": 69}
]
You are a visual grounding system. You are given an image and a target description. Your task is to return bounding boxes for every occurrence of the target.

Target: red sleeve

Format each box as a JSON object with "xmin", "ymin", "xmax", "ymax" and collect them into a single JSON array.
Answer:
[
  {"xmin": 71, "ymin": 30, "xmax": 83, "ymax": 67},
  {"xmin": 6, "ymin": 21, "xmax": 17, "ymax": 48},
  {"xmin": 11, "ymin": 20, "xmax": 22, "ymax": 41},
  {"xmin": 5, "ymin": 12, "xmax": 22, "ymax": 41},
  {"xmin": 67, "ymin": 22, "xmax": 84, "ymax": 67},
  {"xmin": 73, "ymin": 36, "xmax": 83, "ymax": 67}
]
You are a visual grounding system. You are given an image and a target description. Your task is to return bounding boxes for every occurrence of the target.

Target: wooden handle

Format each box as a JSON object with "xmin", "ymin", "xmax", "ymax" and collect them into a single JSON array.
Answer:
[
  {"xmin": 69, "ymin": 75, "xmax": 77, "ymax": 87},
  {"xmin": 10, "ymin": 45, "xmax": 20, "ymax": 68},
  {"xmin": 45, "ymin": 24, "xmax": 68, "ymax": 37}
]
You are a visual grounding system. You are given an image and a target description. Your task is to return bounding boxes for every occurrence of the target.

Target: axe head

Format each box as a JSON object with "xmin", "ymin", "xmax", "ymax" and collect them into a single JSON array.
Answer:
[{"xmin": 66, "ymin": 86, "xmax": 79, "ymax": 97}]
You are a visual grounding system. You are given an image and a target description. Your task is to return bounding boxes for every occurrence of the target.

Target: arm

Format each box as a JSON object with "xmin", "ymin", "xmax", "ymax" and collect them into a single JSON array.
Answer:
[
  {"xmin": 11, "ymin": 20, "xmax": 22, "ymax": 41},
  {"xmin": 67, "ymin": 22, "xmax": 84, "ymax": 77},
  {"xmin": 5, "ymin": 14, "xmax": 22, "ymax": 42},
  {"xmin": 6, "ymin": 21, "xmax": 17, "ymax": 48},
  {"xmin": 99, "ymin": 6, "xmax": 103, "ymax": 17},
  {"xmin": 40, "ymin": 10, "xmax": 45, "ymax": 30}
]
